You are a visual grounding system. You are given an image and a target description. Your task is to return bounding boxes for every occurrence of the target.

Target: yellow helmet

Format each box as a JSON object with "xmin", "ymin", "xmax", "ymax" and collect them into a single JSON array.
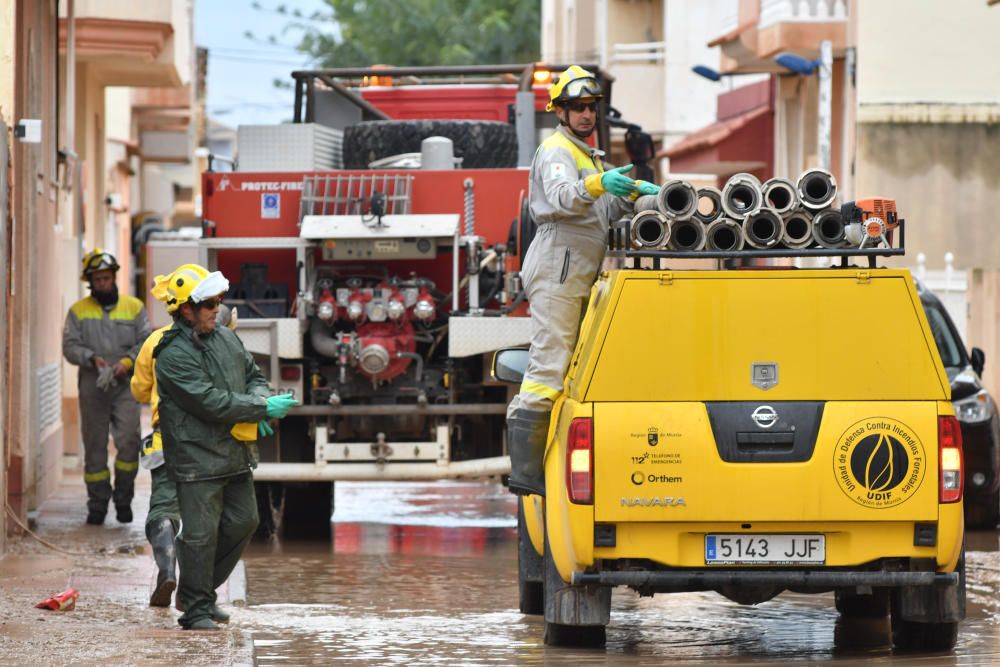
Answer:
[
  {"xmin": 80, "ymin": 248, "xmax": 120, "ymax": 281},
  {"xmin": 151, "ymin": 263, "xmax": 230, "ymax": 314},
  {"xmin": 546, "ymin": 65, "xmax": 603, "ymax": 112}
]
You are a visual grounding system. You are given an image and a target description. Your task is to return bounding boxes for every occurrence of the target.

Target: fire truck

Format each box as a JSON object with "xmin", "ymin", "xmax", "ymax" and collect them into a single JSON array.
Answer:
[{"xmin": 146, "ymin": 64, "xmax": 654, "ymax": 530}]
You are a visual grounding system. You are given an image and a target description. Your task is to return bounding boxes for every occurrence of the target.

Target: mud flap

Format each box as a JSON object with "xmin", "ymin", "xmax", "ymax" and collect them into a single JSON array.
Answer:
[
  {"xmin": 894, "ymin": 557, "xmax": 966, "ymax": 623},
  {"xmin": 544, "ymin": 534, "xmax": 610, "ymax": 627},
  {"xmin": 518, "ymin": 501, "xmax": 544, "ymax": 615}
]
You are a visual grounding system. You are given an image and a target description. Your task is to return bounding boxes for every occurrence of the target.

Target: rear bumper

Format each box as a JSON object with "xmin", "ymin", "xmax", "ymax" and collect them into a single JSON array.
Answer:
[{"xmin": 572, "ymin": 569, "xmax": 958, "ymax": 589}]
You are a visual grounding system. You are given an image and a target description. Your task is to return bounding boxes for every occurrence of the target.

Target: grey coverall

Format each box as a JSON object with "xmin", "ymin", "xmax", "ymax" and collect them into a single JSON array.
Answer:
[
  {"xmin": 508, "ymin": 126, "xmax": 635, "ymax": 417},
  {"xmin": 63, "ymin": 294, "xmax": 152, "ymax": 516}
]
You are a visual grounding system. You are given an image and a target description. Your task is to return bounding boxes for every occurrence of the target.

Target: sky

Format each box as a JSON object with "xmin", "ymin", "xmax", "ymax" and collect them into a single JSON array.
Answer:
[{"xmin": 195, "ymin": 0, "xmax": 332, "ymax": 130}]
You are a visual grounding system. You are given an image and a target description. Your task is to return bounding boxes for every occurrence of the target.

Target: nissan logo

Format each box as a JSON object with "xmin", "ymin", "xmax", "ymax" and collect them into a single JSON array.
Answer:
[{"xmin": 751, "ymin": 405, "xmax": 778, "ymax": 429}]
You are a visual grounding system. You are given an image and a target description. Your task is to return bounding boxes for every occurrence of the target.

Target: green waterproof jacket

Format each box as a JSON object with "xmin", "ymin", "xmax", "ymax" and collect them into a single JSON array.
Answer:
[{"xmin": 153, "ymin": 318, "xmax": 270, "ymax": 482}]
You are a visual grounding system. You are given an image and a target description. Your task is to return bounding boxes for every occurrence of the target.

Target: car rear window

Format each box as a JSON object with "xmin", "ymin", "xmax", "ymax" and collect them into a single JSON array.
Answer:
[{"xmin": 923, "ymin": 303, "xmax": 963, "ymax": 368}]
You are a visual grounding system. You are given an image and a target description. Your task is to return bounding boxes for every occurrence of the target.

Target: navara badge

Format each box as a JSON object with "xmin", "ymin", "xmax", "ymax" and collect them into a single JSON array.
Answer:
[{"xmin": 752, "ymin": 362, "xmax": 778, "ymax": 390}]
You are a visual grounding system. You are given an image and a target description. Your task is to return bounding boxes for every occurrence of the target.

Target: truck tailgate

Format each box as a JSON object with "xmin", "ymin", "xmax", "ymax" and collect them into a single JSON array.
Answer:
[{"xmin": 593, "ymin": 401, "xmax": 940, "ymax": 523}]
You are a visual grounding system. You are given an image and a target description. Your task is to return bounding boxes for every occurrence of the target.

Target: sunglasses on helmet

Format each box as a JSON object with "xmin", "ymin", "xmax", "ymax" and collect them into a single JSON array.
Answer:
[
  {"xmin": 562, "ymin": 76, "xmax": 602, "ymax": 98},
  {"xmin": 84, "ymin": 254, "xmax": 116, "ymax": 273}
]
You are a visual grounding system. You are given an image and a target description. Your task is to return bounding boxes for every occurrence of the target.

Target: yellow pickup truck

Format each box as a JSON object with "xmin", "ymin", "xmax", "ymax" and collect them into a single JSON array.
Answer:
[{"xmin": 495, "ymin": 267, "xmax": 965, "ymax": 651}]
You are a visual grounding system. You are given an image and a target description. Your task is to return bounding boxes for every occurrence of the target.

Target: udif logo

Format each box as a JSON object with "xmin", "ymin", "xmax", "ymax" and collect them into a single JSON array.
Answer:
[{"xmin": 833, "ymin": 418, "xmax": 925, "ymax": 509}]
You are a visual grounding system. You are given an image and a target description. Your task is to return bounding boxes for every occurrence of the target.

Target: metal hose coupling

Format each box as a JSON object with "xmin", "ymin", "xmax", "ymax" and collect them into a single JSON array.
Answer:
[
  {"xmin": 721, "ymin": 172, "xmax": 763, "ymax": 220},
  {"xmin": 694, "ymin": 186, "xmax": 723, "ymax": 224},
  {"xmin": 812, "ymin": 208, "xmax": 848, "ymax": 248},
  {"xmin": 705, "ymin": 218, "xmax": 745, "ymax": 251},
  {"xmin": 629, "ymin": 210, "xmax": 671, "ymax": 249},
  {"xmin": 656, "ymin": 179, "xmax": 699, "ymax": 220},
  {"xmin": 797, "ymin": 168, "xmax": 838, "ymax": 211},
  {"xmin": 762, "ymin": 178, "xmax": 798, "ymax": 215},
  {"xmin": 742, "ymin": 208, "xmax": 784, "ymax": 249},
  {"xmin": 668, "ymin": 219, "xmax": 706, "ymax": 251},
  {"xmin": 781, "ymin": 210, "xmax": 814, "ymax": 249}
]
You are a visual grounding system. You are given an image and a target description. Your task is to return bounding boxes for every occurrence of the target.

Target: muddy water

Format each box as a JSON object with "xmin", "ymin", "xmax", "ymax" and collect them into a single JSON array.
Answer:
[{"xmin": 242, "ymin": 482, "xmax": 1000, "ymax": 665}]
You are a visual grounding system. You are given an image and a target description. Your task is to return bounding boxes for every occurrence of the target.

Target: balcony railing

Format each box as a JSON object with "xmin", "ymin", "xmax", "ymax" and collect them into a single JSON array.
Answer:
[
  {"xmin": 611, "ymin": 41, "xmax": 667, "ymax": 64},
  {"xmin": 759, "ymin": 0, "xmax": 848, "ymax": 29}
]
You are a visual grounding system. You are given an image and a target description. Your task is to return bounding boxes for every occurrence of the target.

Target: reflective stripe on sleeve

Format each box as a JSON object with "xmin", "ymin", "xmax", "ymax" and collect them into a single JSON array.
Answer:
[{"xmin": 519, "ymin": 380, "xmax": 562, "ymax": 401}]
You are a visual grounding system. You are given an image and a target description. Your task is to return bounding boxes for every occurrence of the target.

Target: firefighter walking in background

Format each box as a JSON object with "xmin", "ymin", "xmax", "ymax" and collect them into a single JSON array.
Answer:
[
  {"xmin": 63, "ymin": 249, "xmax": 152, "ymax": 524},
  {"xmin": 132, "ymin": 268, "xmax": 237, "ymax": 608},
  {"xmin": 505, "ymin": 66, "xmax": 660, "ymax": 496},
  {"xmin": 152, "ymin": 264, "xmax": 298, "ymax": 630}
]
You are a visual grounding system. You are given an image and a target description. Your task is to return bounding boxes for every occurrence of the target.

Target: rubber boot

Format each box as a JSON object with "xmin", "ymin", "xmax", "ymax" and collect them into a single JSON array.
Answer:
[
  {"xmin": 147, "ymin": 518, "xmax": 177, "ymax": 607},
  {"xmin": 185, "ymin": 618, "xmax": 220, "ymax": 631},
  {"xmin": 507, "ymin": 410, "xmax": 551, "ymax": 497}
]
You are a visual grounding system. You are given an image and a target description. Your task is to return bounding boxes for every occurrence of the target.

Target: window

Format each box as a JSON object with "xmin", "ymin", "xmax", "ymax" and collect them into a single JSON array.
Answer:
[{"xmin": 923, "ymin": 302, "xmax": 964, "ymax": 368}]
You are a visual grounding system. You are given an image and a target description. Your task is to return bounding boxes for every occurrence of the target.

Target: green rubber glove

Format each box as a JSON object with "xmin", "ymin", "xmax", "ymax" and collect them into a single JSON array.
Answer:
[
  {"xmin": 265, "ymin": 394, "xmax": 299, "ymax": 419},
  {"xmin": 601, "ymin": 164, "xmax": 637, "ymax": 198},
  {"xmin": 258, "ymin": 420, "xmax": 274, "ymax": 437},
  {"xmin": 637, "ymin": 180, "xmax": 660, "ymax": 196}
]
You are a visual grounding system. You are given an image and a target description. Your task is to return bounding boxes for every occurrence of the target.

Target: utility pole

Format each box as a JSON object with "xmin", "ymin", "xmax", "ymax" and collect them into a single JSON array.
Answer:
[{"xmin": 817, "ymin": 40, "xmax": 833, "ymax": 171}]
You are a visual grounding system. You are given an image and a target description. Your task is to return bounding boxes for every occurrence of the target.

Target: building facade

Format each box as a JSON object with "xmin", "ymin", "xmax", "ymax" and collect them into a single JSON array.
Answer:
[
  {"xmin": 853, "ymin": 0, "xmax": 1000, "ymax": 394},
  {"xmin": 1, "ymin": 0, "xmax": 195, "ymax": 552}
]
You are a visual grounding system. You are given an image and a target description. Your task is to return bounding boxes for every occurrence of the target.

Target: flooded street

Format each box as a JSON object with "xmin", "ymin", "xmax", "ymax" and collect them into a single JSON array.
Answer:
[{"xmin": 241, "ymin": 482, "xmax": 1000, "ymax": 665}]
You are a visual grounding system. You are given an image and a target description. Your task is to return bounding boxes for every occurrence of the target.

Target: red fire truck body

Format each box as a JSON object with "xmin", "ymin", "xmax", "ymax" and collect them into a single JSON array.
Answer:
[{"xmin": 144, "ymin": 65, "xmax": 643, "ymax": 525}]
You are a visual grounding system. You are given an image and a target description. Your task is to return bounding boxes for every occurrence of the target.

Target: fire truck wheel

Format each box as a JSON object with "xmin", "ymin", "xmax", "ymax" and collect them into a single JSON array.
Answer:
[{"xmin": 343, "ymin": 120, "xmax": 517, "ymax": 169}]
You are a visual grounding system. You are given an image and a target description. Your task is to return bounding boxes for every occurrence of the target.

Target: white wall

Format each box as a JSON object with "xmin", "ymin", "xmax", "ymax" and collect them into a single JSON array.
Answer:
[
  {"xmin": 104, "ymin": 86, "xmax": 132, "ymax": 141},
  {"xmin": 857, "ymin": 0, "xmax": 1000, "ymax": 105},
  {"xmin": 664, "ymin": 0, "xmax": 738, "ymax": 143},
  {"xmin": 142, "ymin": 163, "xmax": 177, "ymax": 221}
]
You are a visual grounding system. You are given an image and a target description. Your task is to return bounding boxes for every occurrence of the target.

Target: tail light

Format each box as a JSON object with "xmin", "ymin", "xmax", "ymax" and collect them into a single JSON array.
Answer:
[
  {"xmin": 280, "ymin": 365, "xmax": 302, "ymax": 382},
  {"xmin": 939, "ymin": 415, "xmax": 964, "ymax": 503},
  {"xmin": 567, "ymin": 417, "xmax": 594, "ymax": 505}
]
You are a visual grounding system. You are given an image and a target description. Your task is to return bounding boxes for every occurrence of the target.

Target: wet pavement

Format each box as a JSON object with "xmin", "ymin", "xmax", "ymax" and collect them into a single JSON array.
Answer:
[
  {"xmin": 242, "ymin": 481, "xmax": 1000, "ymax": 666},
  {"xmin": 5, "ymin": 474, "xmax": 1000, "ymax": 665},
  {"xmin": 0, "ymin": 471, "xmax": 250, "ymax": 667}
]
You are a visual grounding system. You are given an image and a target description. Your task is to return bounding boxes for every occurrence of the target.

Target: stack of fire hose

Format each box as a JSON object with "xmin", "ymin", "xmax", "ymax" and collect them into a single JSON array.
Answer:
[{"xmin": 628, "ymin": 168, "xmax": 875, "ymax": 252}]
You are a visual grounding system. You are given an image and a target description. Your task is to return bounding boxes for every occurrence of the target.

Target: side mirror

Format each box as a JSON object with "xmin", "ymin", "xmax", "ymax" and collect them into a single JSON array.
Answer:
[
  {"xmin": 492, "ymin": 348, "xmax": 529, "ymax": 384},
  {"xmin": 971, "ymin": 347, "xmax": 986, "ymax": 376}
]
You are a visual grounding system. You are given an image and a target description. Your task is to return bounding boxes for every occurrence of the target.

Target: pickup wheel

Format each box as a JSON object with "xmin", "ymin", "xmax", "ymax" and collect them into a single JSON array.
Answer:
[
  {"xmin": 542, "ymin": 532, "xmax": 609, "ymax": 647},
  {"xmin": 891, "ymin": 618, "xmax": 959, "ymax": 652},
  {"xmin": 835, "ymin": 588, "xmax": 889, "ymax": 618},
  {"xmin": 517, "ymin": 500, "xmax": 544, "ymax": 615}
]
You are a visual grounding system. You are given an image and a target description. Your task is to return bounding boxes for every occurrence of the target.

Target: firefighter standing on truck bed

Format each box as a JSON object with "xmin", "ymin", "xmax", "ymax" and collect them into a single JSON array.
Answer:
[
  {"xmin": 505, "ymin": 66, "xmax": 660, "ymax": 496},
  {"xmin": 63, "ymin": 249, "xmax": 152, "ymax": 525}
]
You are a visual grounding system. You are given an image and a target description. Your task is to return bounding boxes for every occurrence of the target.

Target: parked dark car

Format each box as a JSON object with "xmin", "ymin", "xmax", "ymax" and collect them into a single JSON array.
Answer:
[{"xmin": 918, "ymin": 280, "xmax": 1000, "ymax": 528}]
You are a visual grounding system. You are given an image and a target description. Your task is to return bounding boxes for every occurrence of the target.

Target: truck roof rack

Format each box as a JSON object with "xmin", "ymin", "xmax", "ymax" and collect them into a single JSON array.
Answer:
[{"xmin": 606, "ymin": 218, "xmax": 906, "ymax": 269}]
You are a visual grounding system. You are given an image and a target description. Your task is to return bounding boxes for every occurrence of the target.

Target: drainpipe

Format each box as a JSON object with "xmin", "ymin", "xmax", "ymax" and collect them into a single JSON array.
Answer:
[
  {"xmin": 64, "ymin": 0, "xmax": 75, "ymax": 157},
  {"xmin": 817, "ymin": 40, "xmax": 832, "ymax": 171}
]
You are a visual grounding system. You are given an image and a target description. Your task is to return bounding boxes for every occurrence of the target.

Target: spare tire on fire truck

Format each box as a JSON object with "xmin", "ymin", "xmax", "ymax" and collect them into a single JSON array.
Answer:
[{"xmin": 343, "ymin": 120, "xmax": 517, "ymax": 169}]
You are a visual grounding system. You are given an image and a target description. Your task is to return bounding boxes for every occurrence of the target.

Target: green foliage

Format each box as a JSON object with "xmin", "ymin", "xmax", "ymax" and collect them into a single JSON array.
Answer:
[{"xmin": 262, "ymin": 0, "xmax": 540, "ymax": 67}]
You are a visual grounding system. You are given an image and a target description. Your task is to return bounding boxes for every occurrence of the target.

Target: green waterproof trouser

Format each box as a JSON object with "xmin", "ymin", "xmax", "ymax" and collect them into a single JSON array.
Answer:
[
  {"xmin": 175, "ymin": 472, "xmax": 258, "ymax": 628},
  {"xmin": 145, "ymin": 465, "xmax": 180, "ymax": 535}
]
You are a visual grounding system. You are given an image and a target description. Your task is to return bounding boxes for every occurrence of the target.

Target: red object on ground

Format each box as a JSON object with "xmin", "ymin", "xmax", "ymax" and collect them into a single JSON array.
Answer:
[{"xmin": 35, "ymin": 587, "xmax": 79, "ymax": 611}]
